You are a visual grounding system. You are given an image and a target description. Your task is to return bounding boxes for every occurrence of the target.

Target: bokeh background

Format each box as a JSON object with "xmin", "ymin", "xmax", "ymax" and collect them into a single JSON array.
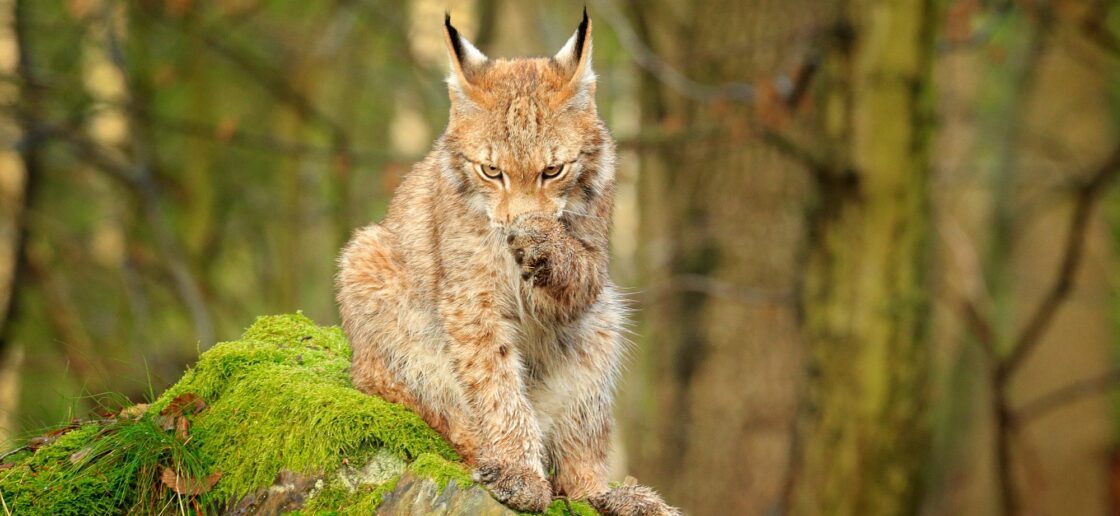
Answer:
[{"xmin": 1, "ymin": 0, "xmax": 1119, "ymax": 514}]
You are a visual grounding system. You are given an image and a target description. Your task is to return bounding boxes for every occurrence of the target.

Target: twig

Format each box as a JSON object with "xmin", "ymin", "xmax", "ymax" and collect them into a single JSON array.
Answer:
[
  {"xmin": 49, "ymin": 117, "xmax": 216, "ymax": 350},
  {"xmin": 1000, "ymin": 144, "xmax": 1120, "ymax": 379},
  {"xmin": 0, "ymin": 446, "xmax": 26, "ymax": 463},
  {"xmin": 148, "ymin": 11, "xmax": 353, "ymax": 157},
  {"xmin": 1013, "ymin": 368, "xmax": 1120, "ymax": 425},
  {"xmin": 956, "ymin": 142, "xmax": 1120, "ymax": 516},
  {"xmin": 130, "ymin": 104, "xmax": 400, "ymax": 163},
  {"xmin": 588, "ymin": 0, "xmax": 755, "ymax": 102},
  {"xmin": 592, "ymin": 0, "xmax": 837, "ymax": 177},
  {"xmin": 757, "ymin": 128, "xmax": 840, "ymax": 186},
  {"xmin": 959, "ymin": 299, "xmax": 999, "ymax": 362}
]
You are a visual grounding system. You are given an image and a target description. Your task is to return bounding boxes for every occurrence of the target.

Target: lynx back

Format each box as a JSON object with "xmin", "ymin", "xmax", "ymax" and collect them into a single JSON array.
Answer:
[{"xmin": 336, "ymin": 10, "xmax": 678, "ymax": 516}]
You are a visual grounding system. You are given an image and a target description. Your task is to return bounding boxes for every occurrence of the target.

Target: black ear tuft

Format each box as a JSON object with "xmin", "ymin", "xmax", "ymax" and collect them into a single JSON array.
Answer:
[
  {"xmin": 574, "ymin": 7, "xmax": 589, "ymax": 63},
  {"xmin": 445, "ymin": 12, "xmax": 466, "ymax": 63}
]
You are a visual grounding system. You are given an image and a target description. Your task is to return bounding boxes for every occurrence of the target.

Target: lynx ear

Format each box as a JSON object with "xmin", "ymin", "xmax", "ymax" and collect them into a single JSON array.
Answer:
[
  {"xmin": 553, "ymin": 8, "xmax": 595, "ymax": 94},
  {"xmin": 444, "ymin": 13, "xmax": 488, "ymax": 102}
]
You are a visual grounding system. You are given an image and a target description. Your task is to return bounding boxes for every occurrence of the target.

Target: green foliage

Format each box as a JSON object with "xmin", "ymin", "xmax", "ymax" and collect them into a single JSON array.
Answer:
[
  {"xmin": 1, "ymin": 314, "xmax": 460, "ymax": 513},
  {"xmin": 0, "ymin": 425, "xmax": 120, "ymax": 515},
  {"xmin": 0, "ymin": 419, "xmax": 214, "ymax": 515}
]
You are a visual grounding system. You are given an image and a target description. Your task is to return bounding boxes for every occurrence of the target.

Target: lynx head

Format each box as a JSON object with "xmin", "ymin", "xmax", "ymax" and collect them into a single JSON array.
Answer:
[{"xmin": 440, "ymin": 10, "xmax": 614, "ymax": 229}]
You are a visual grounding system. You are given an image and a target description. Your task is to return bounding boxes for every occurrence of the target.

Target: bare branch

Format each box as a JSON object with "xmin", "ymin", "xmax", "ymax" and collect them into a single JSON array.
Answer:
[
  {"xmin": 131, "ymin": 105, "xmax": 402, "ymax": 163},
  {"xmin": 757, "ymin": 128, "xmax": 838, "ymax": 184},
  {"xmin": 1001, "ymin": 144, "xmax": 1120, "ymax": 378},
  {"xmin": 1013, "ymin": 368, "xmax": 1120, "ymax": 425},
  {"xmin": 589, "ymin": 0, "xmax": 756, "ymax": 103},
  {"xmin": 594, "ymin": 0, "xmax": 835, "ymax": 176},
  {"xmin": 959, "ymin": 299, "xmax": 999, "ymax": 362},
  {"xmin": 148, "ymin": 12, "xmax": 352, "ymax": 155}
]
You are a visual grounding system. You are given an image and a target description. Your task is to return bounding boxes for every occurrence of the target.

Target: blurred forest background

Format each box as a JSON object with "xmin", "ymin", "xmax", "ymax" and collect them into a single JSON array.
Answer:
[{"xmin": 1, "ymin": 0, "xmax": 1120, "ymax": 514}]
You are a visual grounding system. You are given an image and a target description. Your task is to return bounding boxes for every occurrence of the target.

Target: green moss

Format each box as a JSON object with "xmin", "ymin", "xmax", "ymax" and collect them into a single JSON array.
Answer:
[
  {"xmin": 151, "ymin": 313, "xmax": 457, "ymax": 503},
  {"xmin": 0, "ymin": 419, "xmax": 214, "ymax": 515},
  {"xmin": 1, "ymin": 314, "xmax": 456, "ymax": 514},
  {"xmin": 0, "ymin": 313, "xmax": 603, "ymax": 515},
  {"xmin": 1, "ymin": 425, "xmax": 117, "ymax": 515},
  {"xmin": 300, "ymin": 474, "xmax": 401, "ymax": 515},
  {"xmin": 407, "ymin": 452, "xmax": 472, "ymax": 490},
  {"xmin": 540, "ymin": 498, "xmax": 599, "ymax": 516}
]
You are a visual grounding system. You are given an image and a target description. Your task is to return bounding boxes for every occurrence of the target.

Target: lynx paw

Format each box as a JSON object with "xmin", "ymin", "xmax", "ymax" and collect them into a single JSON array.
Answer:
[
  {"xmin": 507, "ymin": 215, "xmax": 562, "ymax": 286},
  {"xmin": 589, "ymin": 484, "xmax": 682, "ymax": 516},
  {"xmin": 473, "ymin": 459, "xmax": 552, "ymax": 513}
]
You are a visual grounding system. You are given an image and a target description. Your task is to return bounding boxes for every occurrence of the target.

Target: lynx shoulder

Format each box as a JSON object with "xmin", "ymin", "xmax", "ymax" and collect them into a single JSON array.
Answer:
[{"xmin": 336, "ymin": 10, "xmax": 678, "ymax": 516}]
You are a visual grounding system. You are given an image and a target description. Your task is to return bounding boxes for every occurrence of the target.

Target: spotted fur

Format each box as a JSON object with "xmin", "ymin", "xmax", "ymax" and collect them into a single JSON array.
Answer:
[{"xmin": 336, "ymin": 11, "xmax": 677, "ymax": 515}]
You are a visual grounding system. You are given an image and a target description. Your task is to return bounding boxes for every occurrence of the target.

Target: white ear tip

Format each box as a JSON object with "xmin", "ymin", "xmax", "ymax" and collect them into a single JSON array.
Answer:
[{"xmin": 554, "ymin": 30, "xmax": 580, "ymax": 62}]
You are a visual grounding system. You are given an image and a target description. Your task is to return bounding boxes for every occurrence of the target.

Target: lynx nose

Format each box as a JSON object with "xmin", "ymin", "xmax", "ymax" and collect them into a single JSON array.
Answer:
[{"xmin": 505, "ymin": 196, "xmax": 543, "ymax": 224}]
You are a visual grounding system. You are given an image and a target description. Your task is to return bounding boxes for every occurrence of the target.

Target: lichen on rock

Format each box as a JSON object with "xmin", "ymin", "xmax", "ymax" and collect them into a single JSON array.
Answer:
[{"xmin": 0, "ymin": 313, "xmax": 595, "ymax": 515}]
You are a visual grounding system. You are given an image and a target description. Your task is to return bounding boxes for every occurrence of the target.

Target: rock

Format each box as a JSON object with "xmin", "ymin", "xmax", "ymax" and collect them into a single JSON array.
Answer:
[
  {"xmin": 0, "ymin": 314, "xmax": 597, "ymax": 515},
  {"xmin": 229, "ymin": 470, "xmax": 320, "ymax": 515},
  {"xmin": 378, "ymin": 472, "xmax": 515, "ymax": 516}
]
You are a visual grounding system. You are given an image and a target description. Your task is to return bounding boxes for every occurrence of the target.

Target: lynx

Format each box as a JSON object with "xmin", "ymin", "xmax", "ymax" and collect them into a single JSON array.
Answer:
[{"xmin": 336, "ymin": 11, "xmax": 678, "ymax": 515}]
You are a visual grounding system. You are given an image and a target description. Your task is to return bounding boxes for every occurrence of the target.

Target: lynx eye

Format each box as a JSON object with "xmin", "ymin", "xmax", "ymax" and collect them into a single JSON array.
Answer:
[
  {"xmin": 541, "ymin": 164, "xmax": 566, "ymax": 180},
  {"xmin": 476, "ymin": 164, "xmax": 502, "ymax": 181}
]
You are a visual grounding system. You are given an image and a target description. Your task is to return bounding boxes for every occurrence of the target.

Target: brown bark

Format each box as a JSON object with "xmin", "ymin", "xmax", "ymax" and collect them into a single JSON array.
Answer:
[
  {"xmin": 624, "ymin": 1, "xmax": 817, "ymax": 514},
  {"xmin": 790, "ymin": 1, "xmax": 939, "ymax": 515},
  {"xmin": 0, "ymin": 0, "xmax": 43, "ymax": 365}
]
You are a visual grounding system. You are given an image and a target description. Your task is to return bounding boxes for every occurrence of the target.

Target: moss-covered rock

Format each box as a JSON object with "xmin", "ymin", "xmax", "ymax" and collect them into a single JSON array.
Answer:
[{"xmin": 0, "ymin": 314, "xmax": 594, "ymax": 515}]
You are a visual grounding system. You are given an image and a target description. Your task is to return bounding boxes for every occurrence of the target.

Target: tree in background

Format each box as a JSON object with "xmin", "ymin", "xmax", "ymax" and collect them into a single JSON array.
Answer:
[
  {"xmin": 4, "ymin": 2, "xmax": 1120, "ymax": 515},
  {"xmin": 620, "ymin": 0, "xmax": 813, "ymax": 514},
  {"xmin": 0, "ymin": 0, "xmax": 436, "ymax": 435},
  {"xmin": 621, "ymin": 0, "xmax": 938, "ymax": 513},
  {"xmin": 792, "ymin": 0, "xmax": 937, "ymax": 513}
]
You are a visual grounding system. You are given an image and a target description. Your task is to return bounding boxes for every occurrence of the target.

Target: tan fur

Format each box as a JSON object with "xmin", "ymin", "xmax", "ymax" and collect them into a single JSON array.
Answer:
[{"xmin": 336, "ymin": 13, "xmax": 677, "ymax": 515}]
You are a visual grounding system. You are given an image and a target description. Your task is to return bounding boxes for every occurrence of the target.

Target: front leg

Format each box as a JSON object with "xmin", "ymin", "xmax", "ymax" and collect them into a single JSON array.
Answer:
[
  {"xmin": 533, "ymin": 294, "xmax": 681, "ymax": 516},
  {"xmin": 507, "ymin": 214, "xmax": 606, "ymax": 317},
  {"xmin": 442, "ymin": 297, "xmax": 551, "ymax": 513}
]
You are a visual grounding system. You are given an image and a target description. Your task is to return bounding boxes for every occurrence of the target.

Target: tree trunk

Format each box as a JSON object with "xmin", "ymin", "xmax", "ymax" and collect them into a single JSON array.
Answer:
[
  {"xmin": 791, "ymin": 1, "xmax": 938, "ymax": 514},
  {"xmin": 626, "ymin": 1, "xmax": 817, "ymax": 514}
]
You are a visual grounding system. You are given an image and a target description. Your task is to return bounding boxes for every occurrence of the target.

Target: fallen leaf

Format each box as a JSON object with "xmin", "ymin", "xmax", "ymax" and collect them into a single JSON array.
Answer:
[
  {"xmin": 157, "ymin": 414, "xmax": 176, "ymax": 432},
  {"xmin": 119, "ymin": 403, "xmax": 149, "ymax": 420},
  {"xmin": 175, "ymin": 416, "xmax": 190, "ymax": 443},
  {"xmin": 27, "ymin": 437, "xmax": 48, "ymax": 450},
  {"xmin": 161, "ymin": 393, "xmax": 207, "ymax": 417},
  {"xmin": 161, "ymin": 467, "xmax": 221, "ymax": 496},
  {"xmin": 69, "ymin": 446, "xmax": 93, "ymax": 465},
  {"xmin": 27, "ymin": 423, "xmax": 79, "ymax": 451}
]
